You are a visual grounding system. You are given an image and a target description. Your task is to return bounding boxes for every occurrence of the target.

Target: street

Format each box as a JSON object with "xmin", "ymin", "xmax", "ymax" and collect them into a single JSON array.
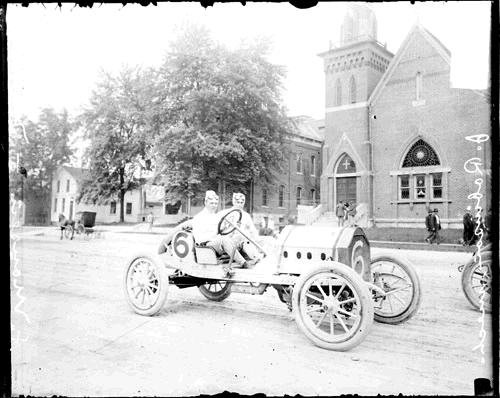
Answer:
[{"xmin": 11, "ymin": 228, "xmax": 494, "ymax": 396}]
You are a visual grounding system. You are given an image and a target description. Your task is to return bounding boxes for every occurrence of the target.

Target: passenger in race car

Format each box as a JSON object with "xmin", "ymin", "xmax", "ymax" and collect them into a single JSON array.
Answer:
[
  {"xmin": 219, "ymin": 192, "xmax": 261, "ymax": 263},
  {"xmin": 223, "ymin": 192, "xmax": 259, "ymax": 240},
  {"xmin": 191, "ymin": 190, "xmax": 250, "ymax": 276}
]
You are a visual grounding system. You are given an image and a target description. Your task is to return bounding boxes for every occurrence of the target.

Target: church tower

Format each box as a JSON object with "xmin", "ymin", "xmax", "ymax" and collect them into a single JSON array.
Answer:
[
  {"xmin": 318, "ymin": 3, "xmax": 394, "ymax": 221},
  {"xmin": 320, "ymin": 3, "xmax": 393, "ymax": 108}
]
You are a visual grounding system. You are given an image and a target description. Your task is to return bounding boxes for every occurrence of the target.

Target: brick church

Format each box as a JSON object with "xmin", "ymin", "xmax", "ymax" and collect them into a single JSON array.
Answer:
[{"xmin": 318, "ymin": 3, "xmax": 491, "ymax": 228}]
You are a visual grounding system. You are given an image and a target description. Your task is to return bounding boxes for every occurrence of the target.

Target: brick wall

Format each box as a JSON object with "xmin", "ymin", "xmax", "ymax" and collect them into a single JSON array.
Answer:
[{"xmin": 371, "ymin": 30, "xmax": 491, "ymax": 227}]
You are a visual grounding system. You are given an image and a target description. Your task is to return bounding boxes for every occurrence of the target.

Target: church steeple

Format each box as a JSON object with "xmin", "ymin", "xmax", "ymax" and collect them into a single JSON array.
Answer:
[
  {"xmin": 340, "ymin": 3, "xmax": 378, "ymax": 45},
  {"xmin": 319, "ymin": 3, "xmax": 392, "ymax": 107}
]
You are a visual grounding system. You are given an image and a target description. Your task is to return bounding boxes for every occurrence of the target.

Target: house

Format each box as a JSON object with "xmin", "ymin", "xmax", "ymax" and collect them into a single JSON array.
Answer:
[
  {"xmin": 51, "ymin": 166, "xmax": 144, "ymax": 224},
  {"xmin": 50, "ymin": 166, "xmax": 187, "ymax": 225}
]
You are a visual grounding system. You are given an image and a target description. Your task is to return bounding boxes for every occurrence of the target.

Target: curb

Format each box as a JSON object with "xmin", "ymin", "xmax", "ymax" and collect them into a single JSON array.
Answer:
[{"xmin": 370, "ymin": 240, "xmax": 475, "ymax": 253}]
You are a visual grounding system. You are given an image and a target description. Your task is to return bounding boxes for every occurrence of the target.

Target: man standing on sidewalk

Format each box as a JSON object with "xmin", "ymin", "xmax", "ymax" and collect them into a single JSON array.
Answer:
[
  {"xmin": 147, "ymin": 212, "xmax": 154, "ymax": 232},
  {"xmin": 462, "ymin": 206, "xmax": 474, "ymax": 245},
  {"xmin": 425, "ymin": 208, "xmax": 434, "ymax": 244},
  {"xmin": 335, "ymin": 200, "xmax": 345, "ymax": 227},
  {"xmin": 429, "ymin": 208, "xmax": 442, "ymax": 244}
]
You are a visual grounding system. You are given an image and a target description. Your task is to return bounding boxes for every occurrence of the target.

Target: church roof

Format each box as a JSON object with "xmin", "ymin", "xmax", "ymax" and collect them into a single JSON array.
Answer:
[
  {"xmin": 369, "ymin": 21, "xmax": 451, "ymax": 107},
  {"xmin": 422, "ymin": 26, "xmax": 451, "ymax": 57}
]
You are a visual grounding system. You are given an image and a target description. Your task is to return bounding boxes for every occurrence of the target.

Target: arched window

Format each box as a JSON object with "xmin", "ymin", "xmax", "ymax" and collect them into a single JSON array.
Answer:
[
  {"xmin": 416, "ymin": 71, "xmax": 423, "ymax": 100},
  {"xmin": 296, "ymin": 187, "xmax": 302, "ymax": 206},
  {"xmin": 278, "ymin": 185, "xmax": 285, "ymax": 208},
  {"xmin": 335, "ymin": 79, "xmax": 342, "ymax": 107},
  {"xmin": 310, "ymin": 156, "xmax": 316, "ymax": 176},
  {"xmin": 344, "ymin": 12, "xmax": 354, "ymax": 41},
  {"xmin": 398, "ymin": 139, "xmax": 443, "ymax": 201},
  {"xmin": 336, "ymin": 154, "xmax": 356, "ymax": 174},
  {"xmin": 296, "ymin": 152, "xmax": 303, "ymax": 174},
  {"xmin": 262, "ymin": 188, "xmax": 268, "ymax": 207},
  {"xmin": 310, "ymin": 189, "xmax": 316, "ymax": 205},
  {"xmin": 349, "ymin": 76, "xmax": 357, "ymax": 104},
  {"xmin": 402, "ymin": 139, "xmax": 440, "ymax": 168}
]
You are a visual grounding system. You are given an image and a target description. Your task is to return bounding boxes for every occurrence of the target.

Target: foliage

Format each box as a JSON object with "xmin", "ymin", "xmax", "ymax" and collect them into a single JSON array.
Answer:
[
  {"xmin": 9, "ymin": 107, "xmax": 73, "ymax": 201},
  {"xmin": 153, "ymin": 23, "xmax": 292, "ymax": 203},
  {"xmin": 77, "ymin": 65, "xmax": 158, "ymax": 221}
]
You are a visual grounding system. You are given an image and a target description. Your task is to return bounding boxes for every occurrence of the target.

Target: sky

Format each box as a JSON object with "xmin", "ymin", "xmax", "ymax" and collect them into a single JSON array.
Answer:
[{"xmin": 7, "ymin": 1, "xmax": 492, "ymax": 124}]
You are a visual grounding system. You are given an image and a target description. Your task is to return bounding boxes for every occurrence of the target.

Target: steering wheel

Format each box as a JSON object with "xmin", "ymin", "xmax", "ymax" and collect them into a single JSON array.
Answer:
[{"xmin": 218, "ymin": 209, "xmax": 242, "ymax": 236}]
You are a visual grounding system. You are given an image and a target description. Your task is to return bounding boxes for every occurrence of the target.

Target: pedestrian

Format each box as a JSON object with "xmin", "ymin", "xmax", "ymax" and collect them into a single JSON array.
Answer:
[
  {"xmin": 429, "ymin": 208, "xmax": 441, "ymax": 244},
  {"xmin": 147, "ymin": 212, "xmax": 154, "ymax": 232},
  {"xmin": 349, "ymin": 202, "xmax": 357, "ymax": 226},
  {"xmin": 335, "ymin": 200, "xmax": 345, "ymax": 226},
  {"xmin": 343, "ymin": 202, "xmax": 350, "ymax": 226},
  {"xmin": 462, "ymin": 206, "xmax": 474, "ymax": 246},
  {"xmin": 425, "ymin": 208, "xmax": 434, "ymax": 244}
]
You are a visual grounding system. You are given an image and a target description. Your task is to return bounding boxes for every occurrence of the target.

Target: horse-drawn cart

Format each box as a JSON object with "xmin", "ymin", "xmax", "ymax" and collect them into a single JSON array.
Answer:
[
  {"xmin": 59, "ymin": 211, "xmax": 99, "ymax": 239},
  {"xmin": 75, "ymin": 211, "xmax": 99, "ymax": 238}
]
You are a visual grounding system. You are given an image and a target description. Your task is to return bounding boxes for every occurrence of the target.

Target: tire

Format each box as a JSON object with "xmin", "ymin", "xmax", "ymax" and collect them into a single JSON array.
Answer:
[
  {"xmin": 77, "ymin": 224, "xmax": 85, "ymax": 235},
  {"xmin": 198, "ymin": 281, "xmax": 232, "ymax": 301},
  {"xmin": 124, "ymin": 253, "xmax": 169, "ymax": 316},
  {"xmin": 371, "ymin": 254, "xmax": 422, "ymax": 324},
  {"xmin": 292, "ymin": 263, "xmax": 374, "ymax": 351},
  {"xmin": 461, "ymin": 252, "xmax": 493, "ymax": 313},
  {"xmin": 64, "ymin": 225, "xmax": 73, "ymax": 239}
]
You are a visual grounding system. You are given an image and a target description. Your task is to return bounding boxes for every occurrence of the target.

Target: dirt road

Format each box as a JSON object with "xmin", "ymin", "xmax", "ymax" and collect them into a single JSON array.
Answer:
[{"xmin": 10, "ymin": 230, "xmax": 494, "ymax": 396}]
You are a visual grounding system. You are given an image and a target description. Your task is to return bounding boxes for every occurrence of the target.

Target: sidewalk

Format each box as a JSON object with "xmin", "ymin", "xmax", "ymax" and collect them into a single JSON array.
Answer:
[{"xmin": 11, "ymin": 224, "xmax": 475, "ymax": 253}]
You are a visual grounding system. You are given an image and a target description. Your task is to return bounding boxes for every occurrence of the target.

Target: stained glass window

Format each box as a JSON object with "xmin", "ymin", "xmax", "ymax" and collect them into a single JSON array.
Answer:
[
  {"xmin": 432, "ymin": 173, "xmax": 442, "ymax": 199},
  {"xmin": 336, "ymin": 154, "xmax": 356, "ymax": 174},
  {"xmin": 402, "ymin": 139, "xmax": 440, "ymax": 167},
  {"xmin": 400, "ymin": 175, "xmax": 410, "ymax": 199}
]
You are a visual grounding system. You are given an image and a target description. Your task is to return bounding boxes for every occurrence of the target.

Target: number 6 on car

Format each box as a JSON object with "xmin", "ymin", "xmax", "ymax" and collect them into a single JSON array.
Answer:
[{"xmin": 124, "ymin": 221, "xmax": 422, "ymax": 351}]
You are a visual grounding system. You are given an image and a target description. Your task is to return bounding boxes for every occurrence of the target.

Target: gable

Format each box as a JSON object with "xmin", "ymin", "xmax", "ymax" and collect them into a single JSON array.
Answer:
[{"xmin": 369, "ymin": 23, "xmax": 451, "ymax": 107}]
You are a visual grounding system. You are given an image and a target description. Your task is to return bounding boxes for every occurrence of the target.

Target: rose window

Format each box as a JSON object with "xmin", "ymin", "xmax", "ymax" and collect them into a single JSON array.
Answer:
[{"xmin": 402, "ymin": 139, "xmax": 440, "ymax": 167}]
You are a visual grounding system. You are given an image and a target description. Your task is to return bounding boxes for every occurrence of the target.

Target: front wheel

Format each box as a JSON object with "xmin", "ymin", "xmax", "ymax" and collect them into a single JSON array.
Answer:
[
  {"xmin": 124, "ymin": 253, "xmax": 169, "ymax": 316},
  {"xmin": 462, "ymin": 252, "xmax": 493, "ymax": 313},
  {"xmin": 371, "ymin": 254, "xmax": 422, "ymax": 324},
  {"xmin": 198, "ymin": 280, "xmax": 232, "ymax": 301},
  {"xmin": 292, "ymin": 263, "xmax": 374, "ymax": 351}
]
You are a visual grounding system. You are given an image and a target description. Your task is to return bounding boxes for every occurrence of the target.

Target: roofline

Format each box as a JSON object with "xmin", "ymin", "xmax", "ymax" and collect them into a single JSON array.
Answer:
[
  {"xmin": 368, "ymin": 22, "xmax": 451, "ymax": 108},
  {"xmin": 318, "ymin": 38, "xmax": 394, "ymax": 59}
]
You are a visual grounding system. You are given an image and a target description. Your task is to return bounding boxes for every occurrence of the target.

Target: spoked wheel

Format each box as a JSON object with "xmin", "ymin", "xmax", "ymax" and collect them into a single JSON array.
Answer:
[
  {"xmin": 124, "ymin": 254, "xmax": 168, "ymax": 316},
  {"xmin": 76, "ymin": 224, "xmax": 85, "ymax": 235},
  {"xmin": 198, "ymin": 280, "xmax": 232, "ymax": 301},
  {"xmin": 371, "ymin": 254, "xmax": 422, "ymax": 324},
  {"xmin": 292, "ymin": 263, "xmax": 374, "ymax": 351},
  {"xmin": 64, "ymin": 225, "xmax": 73, "ymax": 239},
  {"xmin": 462, "ymin": 253, "xmax": 493, "ymax": 313}
]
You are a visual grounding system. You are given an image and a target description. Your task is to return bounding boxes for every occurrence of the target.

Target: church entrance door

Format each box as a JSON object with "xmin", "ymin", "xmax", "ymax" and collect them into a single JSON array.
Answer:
[{"xmin": 336, "ymin": 177, "xmax": 356, "ymax": 206}]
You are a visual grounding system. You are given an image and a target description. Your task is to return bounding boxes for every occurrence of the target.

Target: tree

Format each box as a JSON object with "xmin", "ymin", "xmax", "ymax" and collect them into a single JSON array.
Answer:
[
  {"xmin": 9, "ymin": 108, "xmax": 73, "ymax": 204},
  {"xmin": 77, "ymin": 65, "xmax": 157, "ymax": 222},
  {"xmin": 153, "ymin": 23, "xmax": 292, "ymax": 206}
]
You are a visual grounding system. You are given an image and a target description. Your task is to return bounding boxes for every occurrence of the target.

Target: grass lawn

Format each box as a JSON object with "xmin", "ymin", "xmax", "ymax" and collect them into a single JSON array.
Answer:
[{"xmin": 364, "ymin": 227, "xmax": 463, "ymax": 244}]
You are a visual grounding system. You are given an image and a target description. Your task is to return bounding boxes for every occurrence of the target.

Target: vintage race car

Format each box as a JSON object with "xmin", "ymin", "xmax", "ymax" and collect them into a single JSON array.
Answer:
[{"xmin": 124, "ymin": 209, "xmax": 422, "ymax": 351}]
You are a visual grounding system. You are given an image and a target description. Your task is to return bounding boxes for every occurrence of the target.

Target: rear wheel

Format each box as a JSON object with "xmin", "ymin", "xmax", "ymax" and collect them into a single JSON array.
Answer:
[
  {"xmin": 198, "ymin": 281, "xmax": 232, "ymax": 301},
  {"xmin": 292, "ymin": 263, "xmax": 374, "ymax": 351},
  {"xmin": 371, "ymin": 255, "xmax": 422, "ymax": 324},
  {"xmin": 124, "ymin": 254, "xmax": 168, "ymax": 316},
  {"xmin": 64, "ymin": 225, "xmax": 73, "ymax": 239},
  {"xmin": 462, "ymin": 252, "xmax": 493, "ymax": 313}
]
